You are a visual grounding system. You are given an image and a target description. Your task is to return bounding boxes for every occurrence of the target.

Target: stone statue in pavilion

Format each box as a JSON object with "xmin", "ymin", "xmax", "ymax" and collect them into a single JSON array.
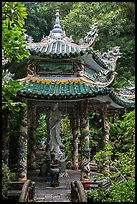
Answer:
[
  {"xmin": 16, "ymin": 9, "xmax": 135, "ymax": 183},
  {"xmin": 46, "ymin": 103, "xmax": 64, "ymax": 160}
]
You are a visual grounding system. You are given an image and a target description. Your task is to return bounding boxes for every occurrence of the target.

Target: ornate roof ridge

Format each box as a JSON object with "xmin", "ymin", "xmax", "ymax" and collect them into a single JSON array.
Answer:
[{"xmin": 79, "ymin": 22, "xmax": 98, "ymax": 48}]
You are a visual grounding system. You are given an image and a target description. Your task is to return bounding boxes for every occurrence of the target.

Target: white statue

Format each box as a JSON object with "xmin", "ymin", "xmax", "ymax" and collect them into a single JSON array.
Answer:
[{"xmin": 46, "ymin": 103, "xmax": 64, "ymax": 159}]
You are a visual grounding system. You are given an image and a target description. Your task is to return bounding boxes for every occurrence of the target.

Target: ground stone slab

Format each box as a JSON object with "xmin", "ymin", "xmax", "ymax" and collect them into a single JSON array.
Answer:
[{"xmin": 29, "ymin": 169, "xmax": 80, "ymax": 202}]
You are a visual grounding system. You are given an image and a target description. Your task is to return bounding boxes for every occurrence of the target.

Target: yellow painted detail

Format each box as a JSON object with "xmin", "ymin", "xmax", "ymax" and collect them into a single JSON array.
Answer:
[{"xmin": 29, "ymin": 77, "xmax": 84, "ymax": 84}]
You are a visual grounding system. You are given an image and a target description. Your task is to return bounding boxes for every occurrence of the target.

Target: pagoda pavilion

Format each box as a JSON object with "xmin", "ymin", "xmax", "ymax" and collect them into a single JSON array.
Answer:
[{"xmin": 15, "ymin": 10, "xmax": 134, "ymax": 182}]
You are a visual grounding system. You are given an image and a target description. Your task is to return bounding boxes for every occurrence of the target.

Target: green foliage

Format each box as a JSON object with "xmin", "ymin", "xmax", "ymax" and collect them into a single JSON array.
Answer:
[
  {"xmin": 110, "ymin": 110, "xmax": 135, "ymax": 152},
  {"xmin": 2, "ymin": 2, "xmax": 30, "ymax": 63},
  {"xmin": 2, "ymin": 2, "xmax": 30, "ymax": 113},
  {"xmin": 86, "ymin": 187, "xmax": 105, "ymax": 202},
  {"xmin": 36, "ymin": 114, "xmax": 47, "ymax": 148},
  {"xmin": 60, "ymin": 115, "xmax": 72, "ymax": 160},
  {"xmin": 93, "ymin": 143, "xmax": 113, "ymax": 169},
  {"xmin": 111, "ymin": 148, "xmax": 135, "ymax": 178},
  {"xmin": 92, "ymin": 173, "xmax": 105, "ymax": 181},
  {"xmin": 120, "ymin": 110, "xmax": 135, "ymax": 144},
  {"xmin": 86, "ymin": 147, "xmax": 135, "ymax": 202},
  {"xmin": 103, "ymin": 178, "xmax": 135, "ymax": 202},
  {"xmin": 2, "ymin": 69, "xmax": 26, "ymax": 113},
  {"xmin": 86, "ymin": 178, "xmax": 135, "ymax": 202},
  {"xmin": 87, "ymin": 109, "xmax": 135, "ymax": 202},
  {"xmin": 2, "ymin": 161, "xmax": 16, "ymax": 199},
  {"xmin": 89, "ymin": 113, "xmax": 103, "ymax": 157},
  {"xmin": 2, "ymin": 2, "xmax": 27, "ymax": 27}
]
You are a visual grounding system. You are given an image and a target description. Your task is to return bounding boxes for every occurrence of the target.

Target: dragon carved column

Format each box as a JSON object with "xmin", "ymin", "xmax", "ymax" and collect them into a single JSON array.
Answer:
[
  {"xmin": 28, "ymin": 105, "xmax": 37, "ymax": 170},
  {"xmin": 70, "ymin": 109, "xmax": 79, "ymax": 170},
  {"xmin": 80, "ymin": 100, "xmax": 91, "ymax": 181},
  {"xmin": 18, "ymin": 99, "xmax": 28, "ymax": 181},
  {"xmin": 102, "ymin": 102, "xmax": 110, "ymax": 175}
]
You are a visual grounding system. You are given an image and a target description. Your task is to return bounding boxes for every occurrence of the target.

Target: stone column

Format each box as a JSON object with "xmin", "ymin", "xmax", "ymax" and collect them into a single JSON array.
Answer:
[
  {"xmin": 80, "ymin": 101, "xmax": 91, "ymax": 181},
  {"xmin": 70, "ymin": 110, "xmax": 79, "ymax": 170},
  {"xmin": 28, "ymin": 105, "xmax": 37, "ymax": 170},
  {"xmin": 18, "ymin": 101, "xmax": 28, "ymax": 181},
  {"xmin": 102, "ymin": 103, "xmax": 110, "ymax": 175}
]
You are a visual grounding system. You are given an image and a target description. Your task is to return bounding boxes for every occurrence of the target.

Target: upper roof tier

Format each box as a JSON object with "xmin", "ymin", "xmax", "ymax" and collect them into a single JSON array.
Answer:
[
  {"xmin": 26, "ymin": 10, "xmax": 121, "ymax": 72},
  {"xmin": 18, "ymin": 10, "xmax": 134, "ymax": 108}
]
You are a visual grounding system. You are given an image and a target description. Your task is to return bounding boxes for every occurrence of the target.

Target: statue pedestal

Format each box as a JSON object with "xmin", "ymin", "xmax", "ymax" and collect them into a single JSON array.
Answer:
[{"xmin": 50, "ymin": 164, "xmax": 60, "ymax": 187}]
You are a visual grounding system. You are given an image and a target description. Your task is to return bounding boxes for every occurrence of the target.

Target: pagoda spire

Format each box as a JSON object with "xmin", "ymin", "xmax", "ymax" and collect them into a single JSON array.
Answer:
[
  {"xmin": 51, "ymin": 9, "xmax": 64, "ymax": 35},
  {"xmin": 54, "ymin": 10, "xmax": 61, "ymax": 29}
]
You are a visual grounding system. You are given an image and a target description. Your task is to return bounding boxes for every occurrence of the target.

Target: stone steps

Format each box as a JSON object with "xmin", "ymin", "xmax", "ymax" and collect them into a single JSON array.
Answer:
[
  {"xmin": 34, "ymin": 188, "xmax": 71, "ymax": 202},
  {"xmin": 28, "ymin": 169, "xmax": 80, "ymax": 202}
]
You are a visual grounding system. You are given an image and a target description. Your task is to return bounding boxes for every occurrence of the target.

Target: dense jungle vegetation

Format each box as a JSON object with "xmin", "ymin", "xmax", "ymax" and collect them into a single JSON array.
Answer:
[{"xmin": 2, "ymin": 2, "xmax": 135, "ymax": 202}]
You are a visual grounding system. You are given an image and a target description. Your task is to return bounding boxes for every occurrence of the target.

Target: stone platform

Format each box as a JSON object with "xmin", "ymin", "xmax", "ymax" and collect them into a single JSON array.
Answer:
[{"xmin": 28, "ymin": 169, "xmax": 81, "ymax": 202}]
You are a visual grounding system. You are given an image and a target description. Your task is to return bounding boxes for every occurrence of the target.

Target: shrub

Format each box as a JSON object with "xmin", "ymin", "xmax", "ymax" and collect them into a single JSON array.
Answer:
[
  {"xmin": 2, "ymin": 161, "xmax": 16, "ymax": 199},
  {"xmin": 86, "ymin": 177, "xmax": 135, "ymax": 202},
  {"xmin": 103, "ymin": 177, "xmax": 135, "ymax": 202},
  {"xmin": 86, "ymin": 187, "xmax": 105, "ymax": 202}
]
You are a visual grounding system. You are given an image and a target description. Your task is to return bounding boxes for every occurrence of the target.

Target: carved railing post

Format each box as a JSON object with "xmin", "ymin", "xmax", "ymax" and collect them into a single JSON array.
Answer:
[{"xmin": 18, "ymin": 100, "xmax": 28, "ymax": 181}]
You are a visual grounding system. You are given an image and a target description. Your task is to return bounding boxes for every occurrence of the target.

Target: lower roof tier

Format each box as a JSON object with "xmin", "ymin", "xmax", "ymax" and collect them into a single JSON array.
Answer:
[
  {"xmin": 18, "ymin": 77, "xmax": 107, "ymax": 100},
  {"xmin": 17, "ymin": 76, "xmax": 135, "ymax": 108}
]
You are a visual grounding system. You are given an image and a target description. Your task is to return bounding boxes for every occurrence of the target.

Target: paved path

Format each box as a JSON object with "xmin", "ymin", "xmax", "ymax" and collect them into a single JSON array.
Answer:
[{"xmin": 28, "ymin": 169, "xmax": 81, "ymax": 202}]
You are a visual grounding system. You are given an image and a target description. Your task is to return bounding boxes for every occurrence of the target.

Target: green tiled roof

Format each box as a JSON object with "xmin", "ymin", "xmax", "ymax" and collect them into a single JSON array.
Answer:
[
  {"xmin": 27, "ymin": 40, "xmax": 111, "ymax": 71},
  {"xmin": 17, "ymin": 77, "xmax": 135, "ymax": 108},
  {"xmin": 109, "ymin": 91, "xmax": 135, "ymax": 107},
  {"xmin": 18, "ymin": 78, "xmax": 108, "ymax": 100},
  {"xmin": 28, "ymin": 40, "xmax": 88, "ymax": 58}
]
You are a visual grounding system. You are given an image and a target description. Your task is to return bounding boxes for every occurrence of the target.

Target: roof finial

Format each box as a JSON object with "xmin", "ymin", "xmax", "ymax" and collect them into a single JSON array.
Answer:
[
  {"xmin": 56, "ymin": 9, "xmax": 60, "ymax": 16},
  {"xmin": 51, "ymin": 9, "xmax": 64, "ymax": 37},
  {"xmin": 54, "ymin": 9, "xmax": 61, "ymax": 29}
]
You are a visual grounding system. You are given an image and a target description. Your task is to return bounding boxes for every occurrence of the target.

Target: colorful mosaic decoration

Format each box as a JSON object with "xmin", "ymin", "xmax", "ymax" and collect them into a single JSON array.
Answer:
[
  {"xmin": 18, "ymin": 105, "xmax": 28, "ymax": 181},
  {"xmin": 70, "ymin": 112, "xmax": 79, "ymax": 170},
  {"xmin": 102, "ymin": 103, "xmax": 110, "ymax": 175},
  {"xmin": 28, "ymin": 105, "xmax": 37, "ymax": 170},
  {"xmin": 80, "ymin": 116, "xmax": 91, "ymax": 181}
]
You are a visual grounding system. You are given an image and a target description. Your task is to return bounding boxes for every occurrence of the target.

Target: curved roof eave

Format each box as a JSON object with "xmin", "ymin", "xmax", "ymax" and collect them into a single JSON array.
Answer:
[
  {"xmin": 89, "ymin": 95, "xmax": 124, "ymax": 109},
  {"xmin": 109, "ymin": 90, "xmax": 135, "ymax": 108},
  {"xmin": 81, "ymin": 72, "xmax": 116, "ymax": 87}
]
